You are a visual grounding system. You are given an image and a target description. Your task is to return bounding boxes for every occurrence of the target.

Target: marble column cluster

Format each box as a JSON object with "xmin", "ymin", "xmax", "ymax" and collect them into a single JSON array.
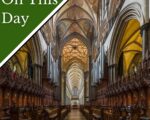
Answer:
[
  {"xmin": 61, "ymin": 72, "xmax": 66, "ymax": 105},
  {"xmin": 64, "ymin": 73, "xmax": 66, "ymax": 105},
  {"xmin": 89, "ymin": 55, "xmax": 92, "ymax": 103},
  {"xmin": 84, "ymin": 72, "xmax": 89, "ymax": 104},
  {"xmin": 142, "ymin": 0, "xmax": 150, "ymax": 60},
  {"xmin": 141, "ymin": 22, "xmax": 150, "ymax": 60},
  {"xmin": 33, "ymin": 64, "xmax": 42, "ymax": 85}
]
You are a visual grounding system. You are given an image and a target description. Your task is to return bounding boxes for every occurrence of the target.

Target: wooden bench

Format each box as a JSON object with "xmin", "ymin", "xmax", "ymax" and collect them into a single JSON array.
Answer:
[
  {"xmin": 0, "ymin": 106, "xmax": 70, "ymax": 120},
  {"xmin": 19, "ymin": 107, "xmax": 30, "ymax": 120},
  {"xmin": 44, "ymin": 108, "xmax": 59, "ymax": 120},
  {"xmin": 61, "ymin": 108, "xmax": 67, "ymax": 119},
  {"xmin": 61, "ymin": 106, "xmax": 70, "ymax": 119},
  {"xmin": 0, "ymin": 107, "xmax": 10, "ymax": 120},
  {"xmin": 80, "ymin": 106, "xmax": 90, "ymax": 119},
  {"xmin": 92, "ymin": 108, "xmax": 102, "ymax": 120},
  {"xmin": 84, "ymin": 108, "xmax": 89, "ymax": 115},
  {"xmin": 80, "ymin": 106, "xmax": 103, "ymax": 120},
  {"xmin": 36, "ymin": 108, "xmax": 44, "ymax": 120},
  {"xmin": 0, "ymin": 106, "xmax": 19, "ymax": 120},
  {"xmin": 112, "ymin": 107, "xmax": 121, "ymax": 120},
  {"xmin": 140, "ymin": 117, "xmax": 150, "ymax": 120}
]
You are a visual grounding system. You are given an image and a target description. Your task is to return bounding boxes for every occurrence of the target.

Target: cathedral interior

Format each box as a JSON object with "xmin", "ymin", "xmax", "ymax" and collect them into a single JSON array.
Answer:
[{"xmin": 0, "ymin": 0, "xmax": 150, "ymax": 120}]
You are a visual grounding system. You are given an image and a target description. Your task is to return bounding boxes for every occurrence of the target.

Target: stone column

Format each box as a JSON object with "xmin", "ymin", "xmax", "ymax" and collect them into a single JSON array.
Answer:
[
  {"xmin": 89, "ymin": 55, "xmax": 92, "ymax": 103},
  {"xmin": 89, "ymin": 55, "xmax": 93, "ymax": 120},
  {"xmin": 84, "ymin": 72, "xmax": 87, "ymax": 104},
  {"xmin": 55, "ymin": 55, "xmax": 62, "ymax": 103},
  {"xmin": 33, "ymin": 64, "xmax": 42, "ymax": 85},
  {"xmin": 141, "ymin": 23, "xmax": 150, "ymax": 60},
  {"xmin": 108, "ymin": 65, "xmax": 112, "ymax": 84},
  {"xmin": 141, "ymin": 0, "xmax": 150, "ymax": 59},
  {"xmin": 61, "ymin": 72, "xmax": 64, "ymax": 105},
  {"xmin": 54, "ymin": 55, "xmax": 62, "ymax": 119},
  {"xmin": 108, "ymin": 64, "xmax": 117, "ymax": 84},
  {"xmin": 91, "ymin": 85, "xmax": 96, "ymax": 102},
  {"xmin": 64, "ymin": 73, "xmax": 66, "ymax": 105}
]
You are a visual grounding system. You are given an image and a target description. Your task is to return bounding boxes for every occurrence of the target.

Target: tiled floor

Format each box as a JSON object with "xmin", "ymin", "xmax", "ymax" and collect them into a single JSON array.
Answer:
[{"xmin": 65, "ymin": 109, "xmax": 86, "ymax": 120}]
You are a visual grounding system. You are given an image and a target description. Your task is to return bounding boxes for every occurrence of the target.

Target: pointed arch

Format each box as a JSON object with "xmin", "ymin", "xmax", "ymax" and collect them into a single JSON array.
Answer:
[{"xmin": 108, "ymin": 3, "xmax": 144, "ymax": 66}]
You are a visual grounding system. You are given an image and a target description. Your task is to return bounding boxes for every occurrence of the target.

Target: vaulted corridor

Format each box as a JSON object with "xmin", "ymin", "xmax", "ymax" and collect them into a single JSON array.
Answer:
[{"xmin": 0, "ymin": 0, "xmax": 150, "ymax": 120}]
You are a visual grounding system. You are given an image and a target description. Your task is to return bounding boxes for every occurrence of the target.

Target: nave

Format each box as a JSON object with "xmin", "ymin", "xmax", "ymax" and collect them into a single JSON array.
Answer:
[
  {"xmin": 64, "ymin": 109, "xmax": 86, "ymax": 120},
  {"xmin": 0, "ymin": 0, "xmax": 150, "ymax": 120}
]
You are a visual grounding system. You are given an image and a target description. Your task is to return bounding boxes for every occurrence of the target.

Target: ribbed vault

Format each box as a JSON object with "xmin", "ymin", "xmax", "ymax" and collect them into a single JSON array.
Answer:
[
  {"xmin": 62, "ymin": 38, "xmax": 88, "ymax": 71},
  {"xmin": 67, "ymin": 63, "xmax": 84, "ymax": 94},
  {"xmin": 55, "ymin": 0, "xmax": 98, "ymax": 49},
  {"xmin": 62, "ymin": 38, "xmax": 88, "ymax": 96},
  {"xmin": 53, "ymin": 0, "xmax": 97, "ymax": 101},
  {"xmin": 117, "ymin": 19, "xmax": 142, "ymax": 75}
]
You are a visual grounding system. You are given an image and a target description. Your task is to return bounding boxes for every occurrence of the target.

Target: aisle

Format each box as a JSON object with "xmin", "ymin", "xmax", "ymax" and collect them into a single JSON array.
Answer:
[{"xmin": 65, "ymin": 109, "xmax": 86, "ymax": 120}]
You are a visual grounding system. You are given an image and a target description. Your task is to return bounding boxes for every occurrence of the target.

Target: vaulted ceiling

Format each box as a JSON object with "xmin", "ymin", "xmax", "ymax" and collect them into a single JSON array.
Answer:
[
  {"xmin": 56, "ymin": 0, "xmax": 98, "ymax": 43},
  {"xmin": 8, "ymin": 41, "xmax": 33, "ymax": 75},
  {"xmin": 39, "ymin": 0, "xmax": 99, "ymax": 95},
  {"xmin": 67, "ymin": 63, "xmax": 84, "ymax": 94},
  {"xmin": 62, "ymin": 38, "xmax": 88, "ymax": 71},
  {"xmin": 57, "ymin": 0, "xmax": 98, "ymax": 95},
  {"xmin": 118, "ymin": 19, "xmax": 142, "ymax": 75},
  {"xmin": 62, "ymin": 38, "xmax": 87, "ymax": 95}
]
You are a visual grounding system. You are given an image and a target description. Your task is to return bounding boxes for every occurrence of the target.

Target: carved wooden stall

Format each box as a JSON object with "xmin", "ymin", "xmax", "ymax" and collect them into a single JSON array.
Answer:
[
  {"xmin": 0, "ymin": 62, "xmax": 69, "ymax": 120},
  {"xmin": 89, "ymin": 53, "xmax": 150, "ymax": 120}
]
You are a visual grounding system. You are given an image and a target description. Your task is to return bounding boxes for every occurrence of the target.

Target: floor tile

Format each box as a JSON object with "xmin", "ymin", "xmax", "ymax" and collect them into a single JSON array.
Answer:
[{"xmin": 65, "ymin": 109, "xmax": 86, "ymax": 120}]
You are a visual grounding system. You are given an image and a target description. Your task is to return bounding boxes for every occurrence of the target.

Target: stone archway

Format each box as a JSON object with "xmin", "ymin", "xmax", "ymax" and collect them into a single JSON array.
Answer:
[{"xmin": 108, "ymin": 3, "xmax": 144, "ymax": 82}]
